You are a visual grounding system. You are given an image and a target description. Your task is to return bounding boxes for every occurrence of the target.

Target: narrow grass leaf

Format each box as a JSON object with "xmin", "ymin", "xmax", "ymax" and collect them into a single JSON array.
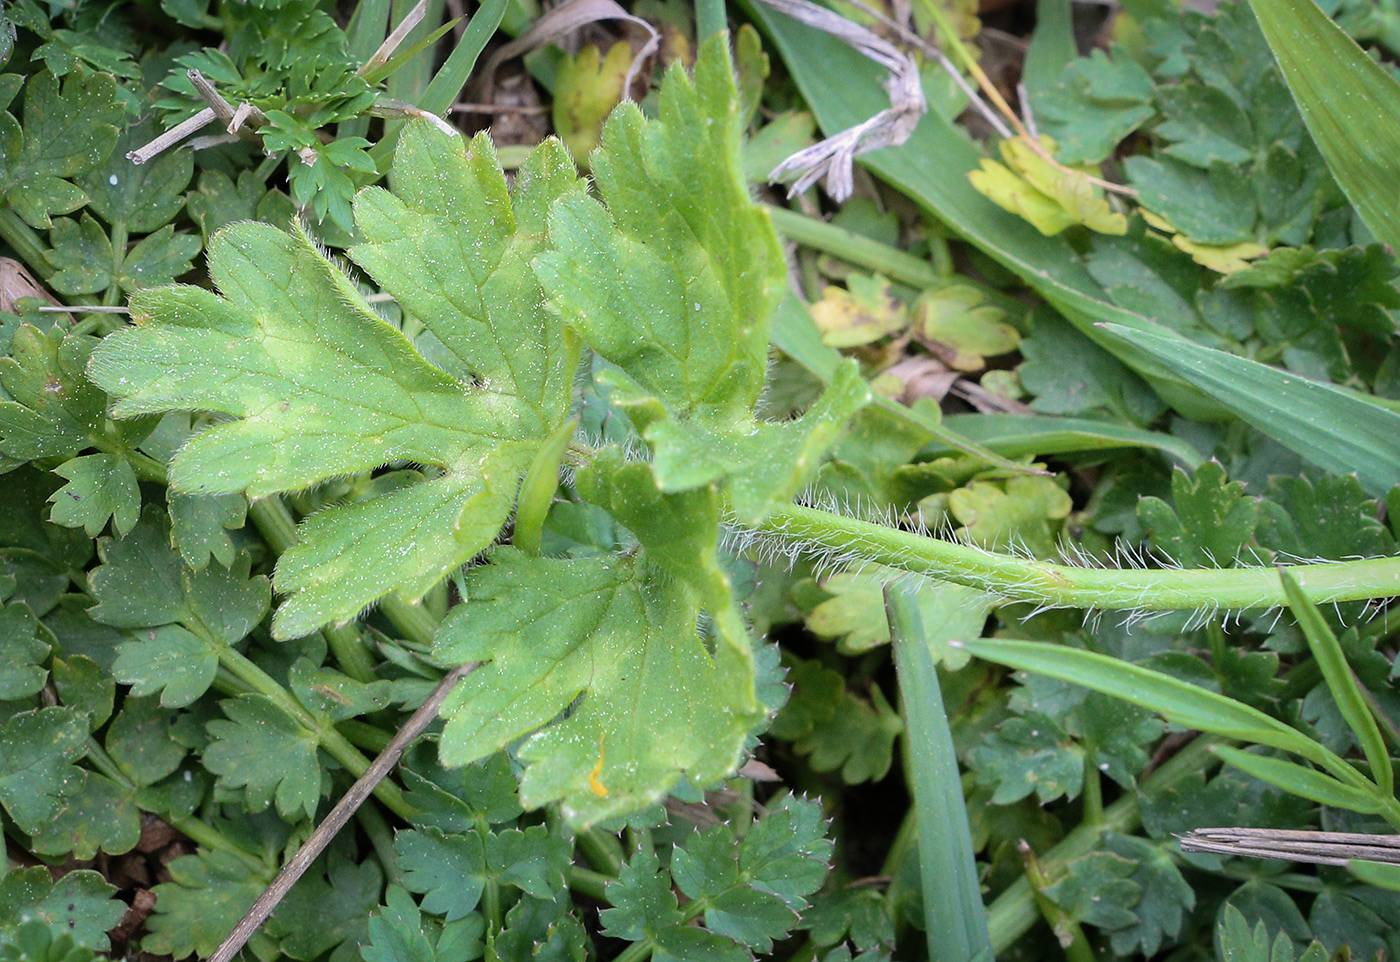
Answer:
[
  {"xmin": 887, "ymin": 582, "xmax": 994, "ymax": 962},
  {"xmin": 933, "ymin": 413, "xmax": 1203, "ymax": 468},
  {"xmin": 1099, "ymin": 323, "xmax": 1400, "ymax": 496},
  {"xmin": 361, "ymin": 18, "xmax": 464, "ymax": 85},
  {"xmin": 419, "ymin": 0, "xmax": 510, "ymax": 115},
  {"xmin": 1245, "ymin": 0, "xmax": 1400, "ymax": 251},
  {"xmin": 961, "ymin": 638, "xmax": 1359, "ymax": 782},
  {"xmin": 1279, "ymin": 569, "xmax": 1393, "ymax": 793},
  {"xmin": 1212, "ymin": 746, "xmax": 1383, "ymax": 814}
]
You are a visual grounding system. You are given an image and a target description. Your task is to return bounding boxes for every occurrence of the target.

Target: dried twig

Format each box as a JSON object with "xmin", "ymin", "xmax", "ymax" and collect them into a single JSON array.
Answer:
[
  {"xmin": 208, "ymin": 663, "xmax": 476, "ymax": 962},
  {"xmin": 1178, "ymin": 827, "xmax": 1400, "ymax": 866},
  {"xmin": 127, "ymin": 108, "xmax": 217, "ymax": 165},
  {"xmin": 360, "ymin": 0, "xmax": 431, "ymax": 76},
  {"xmin": 128, "ymin": 71, "xmax": 268, "ymax": 165}
]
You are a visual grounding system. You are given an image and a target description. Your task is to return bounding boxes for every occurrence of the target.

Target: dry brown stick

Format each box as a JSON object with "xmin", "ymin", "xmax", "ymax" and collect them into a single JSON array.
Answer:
[
  {"xmin": 1178, "ymin": 827, "xmax": 1400, "ymax": 866},
  {"xmin": 208, "ymin": 663, "xmax": 476, "ymax": 962}
]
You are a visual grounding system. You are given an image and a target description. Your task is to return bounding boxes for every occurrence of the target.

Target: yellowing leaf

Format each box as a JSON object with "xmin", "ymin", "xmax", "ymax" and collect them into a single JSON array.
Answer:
[
  {"xmin": 969, "ymin": 136, "xmax": 1127, "ymax": 236},
  {"xmin": 552, "ymin": 42, "xmax": 633, "ymax": 166},
  {"xmin": 914, "ymin": 284, "xmax": 1019, "ymax": 371},
  {"xmin": 1142, "ymin": 208, "xmax": 1269, "ymax": 274},
  {"xmin": 1170, "ymin": 235, "xmax": 1269, "ymax": 275},
  {"xmin": 809, "ymin": 272, "xmax": 908, "ymax": 348}
]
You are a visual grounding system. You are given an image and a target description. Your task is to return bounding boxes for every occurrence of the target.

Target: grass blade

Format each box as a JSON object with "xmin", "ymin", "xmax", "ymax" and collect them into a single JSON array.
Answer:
[
  {"xmin": 886, "ymin": 582, "xmax": 994, "ymax": 962},
  {"xmin": 932, "ymin": 412, "xmax": 1203, "ymax": 468},
  {"xmin": 1246, "ymin": 0, "xmax": 1400, "ymax": 251},
  {"xmin": 420, "ymin": 0, "xmax": 511, "ymax": 115},
  {"xmin": 1280, "ymin": 569, "xmax": 1393, "ymax": 793},
  {"xmin": 1212, "ymin": 746, "xmax": 1384, "ymax": 815},
  {"xmin": 1099, "ymin": 323, "xmax": 1400, "ymax": 496},
  {"xmin": 959, "ymin": 638, "xmax": 1367, "ymax": 786}
]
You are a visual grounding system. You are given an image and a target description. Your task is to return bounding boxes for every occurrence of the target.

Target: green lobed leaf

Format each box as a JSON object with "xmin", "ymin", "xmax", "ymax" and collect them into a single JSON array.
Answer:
[
  {"xmin": 435, "ymin": 545, "xmax": 759, "ymax": 825},
  {"xmin": 1137, "ymin": 462, "xmax": 1259, "ymax": 567},
  {"xmin": 361, "ymin": 884, "xmax": 484, "ymax": 962},
  {"xmin": 105, "ymin": 695, "xmax": 186, "ymax": 786},
  {"xmin": 1041, "ymin": 850, "xmax": 1141, "ymax": 931},
  {"xmin": 271, "ymin": 850, "xmax": 383, "ymax": 962},
  {"xmin": 0, "ymin": 69, "xmax": 121, "ymax": 229},
  {"xmin": 47, "ymin": 453, "xmax": 140, "ymax": 537},
  {"xmin": 1216, "ymin": 903, "xmax": 1329, "ymax": 962},
  {"xmin": 0, "ymin": 867, "xmax": 126, "ymax": 951},
  {"xmin": 0, "ymin": 327, "xmax": 105, "ymax": 462},
  {"xmin": 86, "ymin": 506, "xmax": 253, "ymax": 629},
  {"xmin": 0, "ymin": 599, "xmax": 52, "ymax": 699},
  {"xmin": 1101, "ymin": 834, "xmax": 1195, "ymax": 956},
  {"xmin": 89, "ymin": 122, "xmax": 582, "ymax": 638},
  {"xmin": 28, "ymin": 771, "xmax": 140, "ymax": 860},
  {"xmin": 168, "ymin": 492, "xmax": 247, "ymax": 570},
  {"xmin": 1034, "ymin": 49, "xmax": 1156, "ymax": 165},
  {"xmin": 143, "ymin": 850, "xmax": 277, "ymax": 960},
  {"xmin": 534, "ymin": 35, "xmax": 869, "ymax": 522},
  {"xmin": 0, "ymin": 706, "xmax": 89, "ymax": 835},
  {"xmin": 967, "ymin": 712, "xmax": 1084, "ymax": 804},
  {"xmin": 203, "ymin": 694, "xmax": 325, "ymax": 820}
]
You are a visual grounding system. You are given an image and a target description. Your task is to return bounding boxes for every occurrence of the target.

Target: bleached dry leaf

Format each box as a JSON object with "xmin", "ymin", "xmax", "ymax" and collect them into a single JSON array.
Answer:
[{"xmin": 759, "ymin": 0, "xmax": 926, "ymax": 201}]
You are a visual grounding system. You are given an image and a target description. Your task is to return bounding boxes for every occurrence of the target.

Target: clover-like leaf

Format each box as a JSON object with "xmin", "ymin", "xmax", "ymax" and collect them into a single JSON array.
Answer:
[
  {"xmin": 89, "ymin": 123, "xmax": 582, "ymax": 638},
  {"xmin": 0, "ymin": 706, "xmax": 89, "ymax": 835},
  {"xmin": 1138, "ymin": 462, "xmax": 1259, "ymax": 567},
  {"xmin": 203, "ymin": 694, "xmax": 324, "ymax": 820},
  {"xmin": 48, "ymin": 453, "xmax": 140, "ymax": 537},
  {"xmin": 535, "ymin": 36, "xmax": 868, "ymax": 522},
  {"xmin": 0, "ymin": 326, "xmax": 106, "ymax": 462}
]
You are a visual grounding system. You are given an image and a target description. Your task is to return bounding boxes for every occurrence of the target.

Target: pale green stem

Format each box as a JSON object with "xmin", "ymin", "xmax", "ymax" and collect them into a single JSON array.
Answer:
[
  {"xmin": 1080, "ymin": 754, "xmax": 1103, "ymax": 828},
  {"xmin": 0, "ymin": 207, "xmax": 54, "ymax": 279},
  {"xmin": 765, "ymin": 205, "xmax": 1023, "ymax": 314},
  {"xmin": 748, "ymin": 504, "xmax": 1400, "ymax": 611},
  {"xmin": 357, "ymin": 802, "xmax": 404, "ymax": 887},
  {"xmin": 567, "ymin": 865, "xmax": 611, "ymax": 901}
]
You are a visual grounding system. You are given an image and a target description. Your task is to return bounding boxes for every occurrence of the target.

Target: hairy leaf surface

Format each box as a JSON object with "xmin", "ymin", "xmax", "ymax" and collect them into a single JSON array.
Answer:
[
  {"xmin": 89, "ymin": 123, "xmax": 582, "ymax": 637},
  {"xmin": 535, "ymin": 36, "xmax": 868, "ymax": 522}
]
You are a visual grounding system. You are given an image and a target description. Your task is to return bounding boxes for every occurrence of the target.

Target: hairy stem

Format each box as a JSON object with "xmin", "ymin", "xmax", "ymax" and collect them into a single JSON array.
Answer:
[{"xmin": 748, "ymin": 503, "xmax": 1400, "ymax": 611}]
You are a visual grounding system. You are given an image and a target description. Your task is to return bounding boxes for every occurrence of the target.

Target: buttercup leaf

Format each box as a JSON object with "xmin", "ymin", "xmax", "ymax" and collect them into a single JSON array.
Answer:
[
  {"xmin": 536, "ymin": 35, "xmax": 868, "ymax": 522},
  {"xmin": 90, "ymin": 123, "xmax": 582, "ymax": 637}
]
